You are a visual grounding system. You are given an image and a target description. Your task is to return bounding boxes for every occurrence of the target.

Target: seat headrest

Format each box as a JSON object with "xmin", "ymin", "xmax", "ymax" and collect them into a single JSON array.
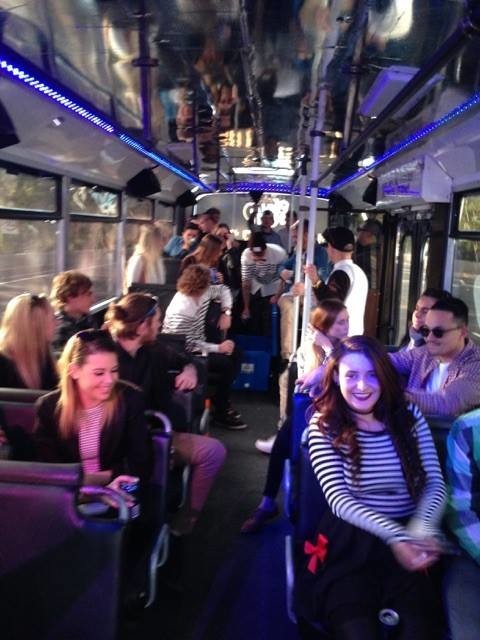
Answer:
[
  {"xmin": 0, "ymin": 388, "xmax": 49, "ymax": 403},
  {"xmin": 0, "ymin": 461, "xmax": 82, "ymax": 487}
]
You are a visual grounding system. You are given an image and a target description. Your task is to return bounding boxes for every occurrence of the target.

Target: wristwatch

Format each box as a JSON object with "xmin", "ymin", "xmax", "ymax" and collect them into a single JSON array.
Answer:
[{"xmin": 222, "ymin": 309, "xmax": 232, "ymax": 316}]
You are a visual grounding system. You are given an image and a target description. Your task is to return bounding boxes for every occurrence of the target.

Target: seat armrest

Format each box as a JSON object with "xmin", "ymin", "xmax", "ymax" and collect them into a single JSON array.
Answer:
[
  {"xmin": 80, "ymin": 485, "xmax": 130, "ymax": 523},
  {"xmin": 145, "ymin": 410, "xmax": 172, "ymax": 434}
]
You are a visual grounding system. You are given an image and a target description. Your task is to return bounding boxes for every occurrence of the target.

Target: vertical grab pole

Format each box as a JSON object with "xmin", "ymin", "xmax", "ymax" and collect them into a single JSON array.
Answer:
[
  {"xmin": 301, "ymin": 2, "xmax": 341, "ymax": 343},
  {"xmin": 291, "ymin": 169, "xmax": 308, "ymax": 356}
]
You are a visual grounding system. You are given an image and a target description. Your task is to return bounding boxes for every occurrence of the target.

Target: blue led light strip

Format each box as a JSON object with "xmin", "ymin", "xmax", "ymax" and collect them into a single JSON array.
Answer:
[
  {"xmin": 118, "ymin": 134, "xmax": 211, "ymax": 189},
  {"xmin": 0, "ymin": 58, "xmax": 114, "ymax": 133},
  {"xmin": 0, "ymin": 46, "xmax": 212, "ymax": 192},
  {"xmin": 330, "ymin": 91, "xmax": 480, "ymax": 193},
  {"xmin": 220, "ymin": 181, "xmax": 329, "ymax": 198}
]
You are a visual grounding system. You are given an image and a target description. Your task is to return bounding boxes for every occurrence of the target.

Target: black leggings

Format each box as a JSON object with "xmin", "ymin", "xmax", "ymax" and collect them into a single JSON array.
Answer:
[
  {"xmin": 263, "ymin": 417, "xmax": 291, "ymax": 498},
  {"xmin": 207, "ymin": 346, "xmax": 242, "ymax": 414}
]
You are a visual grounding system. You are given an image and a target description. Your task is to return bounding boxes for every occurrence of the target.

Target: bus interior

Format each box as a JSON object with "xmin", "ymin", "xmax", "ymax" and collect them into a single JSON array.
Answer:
[{"xmin": 1, "ymin": 1, "xmax": 480, "ymax": 638}]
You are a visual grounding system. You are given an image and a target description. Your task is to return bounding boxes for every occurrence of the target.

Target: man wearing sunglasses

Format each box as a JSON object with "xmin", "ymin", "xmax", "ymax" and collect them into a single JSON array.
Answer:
[{"xmin": 389, "ymin": 297, "xmax": 480, "ymax": 417}]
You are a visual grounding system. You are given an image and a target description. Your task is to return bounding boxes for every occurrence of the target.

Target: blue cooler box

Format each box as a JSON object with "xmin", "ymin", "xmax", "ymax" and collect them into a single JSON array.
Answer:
[{"xmin": 233, "ymin": 349, "xmax": 271, "ymax": 391}]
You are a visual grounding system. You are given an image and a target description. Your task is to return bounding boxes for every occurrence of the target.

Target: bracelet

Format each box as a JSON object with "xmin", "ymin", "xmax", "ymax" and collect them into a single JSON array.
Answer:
[{"xmin": 313, "ymin": 279, "xmax": 323, "ymax": 289}]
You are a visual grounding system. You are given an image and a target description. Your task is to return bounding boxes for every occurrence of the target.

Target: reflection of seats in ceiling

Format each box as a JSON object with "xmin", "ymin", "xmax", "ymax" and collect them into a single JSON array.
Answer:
[{"xmin": 358, "ymin": 66, "xmax": 444, "ymax": 119}]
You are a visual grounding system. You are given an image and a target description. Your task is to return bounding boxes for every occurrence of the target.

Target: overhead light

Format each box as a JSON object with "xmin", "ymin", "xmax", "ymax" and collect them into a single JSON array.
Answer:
[
  {"xmin": 232, "ymin": 167, "xmax": 295, "ymax": 177},
  {"xmin": 51, "ymin": 116, "xmax": 64, "ymax": 127}
]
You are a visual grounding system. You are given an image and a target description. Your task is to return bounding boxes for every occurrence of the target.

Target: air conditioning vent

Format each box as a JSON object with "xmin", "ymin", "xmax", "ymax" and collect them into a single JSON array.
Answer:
[{"xmin": 359, "ymin": 65, "xmax": 443, "ymax": 119}]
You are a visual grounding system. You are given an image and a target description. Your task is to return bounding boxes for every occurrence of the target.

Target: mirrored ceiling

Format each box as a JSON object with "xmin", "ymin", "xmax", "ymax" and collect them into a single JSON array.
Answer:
[{"xmin": 1, "ymin": 0, "xmax": 478, "ymax": 192}]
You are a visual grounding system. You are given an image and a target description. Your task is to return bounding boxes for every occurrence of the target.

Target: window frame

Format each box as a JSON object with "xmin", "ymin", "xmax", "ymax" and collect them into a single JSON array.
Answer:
[{"xmin": 0, "ymin": 160, "xmax": 61, "ymax": 220}]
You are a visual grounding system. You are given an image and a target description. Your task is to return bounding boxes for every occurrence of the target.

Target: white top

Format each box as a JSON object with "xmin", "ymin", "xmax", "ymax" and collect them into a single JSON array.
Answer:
[
  {"xmin": 241, "ymin": 243, "xmax": 287, "ymax": 296},
  {"xmin": 331, "ymin": 258, "xmax": 368, "ymax": 335},
  {"xmin": 425, "ymin": 361, "xmax": 450, "ymax": 392},
  {"xmin": 125, "ymin": 252, "xmax": 166, "ymax": 287},
  {"xmin": 296, "ymin": 324, "xmax": 332, "ymax": 378}
]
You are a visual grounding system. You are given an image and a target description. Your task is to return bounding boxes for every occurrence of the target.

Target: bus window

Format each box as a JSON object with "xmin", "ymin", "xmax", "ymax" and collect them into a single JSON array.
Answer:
[
  {"xmin": 127, "ymin": 197, "xmax": 153, "ymax": 221},
  {"xmin": 0, "ymin": 167, "xmax": 57, "ymax": 214},
  {"xmin": 0, "ymin": 165, "xmax": 59, "ymax": 311},
  {"xmin": 451, "ymin": 239, "xmax": 480, "ymax": 342},
  {"xmin": 67, "ymin": 220, "xmax": 118, "ymax": 301},
  {"xmin": 69, "ymin": 183, "xmax": 119, "ymax": 218},
  {"xmin": 0, "ymin": 218, "xmax": 57, "ymax": 310},
  {"xmin": 394, "ymin": 234, "xmax": 412, "ymax": 345}
]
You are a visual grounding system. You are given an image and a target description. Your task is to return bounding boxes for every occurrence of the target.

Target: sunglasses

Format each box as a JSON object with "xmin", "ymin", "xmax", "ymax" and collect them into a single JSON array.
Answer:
[
  {"xmin": 419, "ymin": 325, "xmax": 461, "ymax": 338},
  {"xmin": 76, "ymin": 329, "xmax": 111, "ymax": 342}
]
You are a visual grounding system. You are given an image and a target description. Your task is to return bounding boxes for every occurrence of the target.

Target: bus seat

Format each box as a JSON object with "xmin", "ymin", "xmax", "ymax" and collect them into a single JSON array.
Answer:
[
  {"xmin": 0, "ymin": 460, "xmax": 127, "ymax": 640},
  {"xmin": 425, "ymin": 414, "xmax": 455, "ymax": 475},
  {"xmin": 0, "ymin": 388, "xmax": 48, "ymax": 460},
  {"xmin": 144, "ymin": 412, "xmax": 172, "ymax": 606},
  {"xmin": 291, "ymin": 392, "xmax": 313, "ymax": 464},
  {"xmin": 0, "ymin": 387, "xmax": 47, "ymax": 433},
  {"xmin": 285, "ymin": 442, "xmax": 330, "ymax": 635},
  {"xmin": 128, "ymin": 283, "xmax": 177, "ymax": 316}
]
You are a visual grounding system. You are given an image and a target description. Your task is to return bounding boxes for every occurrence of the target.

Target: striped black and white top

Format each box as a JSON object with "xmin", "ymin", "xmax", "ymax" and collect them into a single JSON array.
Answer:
[
  {"xmin": 308, "ymin": 404, "xmax": 446, "ymax": 544},
  {"xmin": 162, "ymin": 284, "xmax": 232, "ymax": 354},
  {"xmin": 78, "ymin": 403, "xmax": 104, "ymax": 474},
  {"xmin": 241, "ymin": 244, "xmax": 286, "ymax": 296}
]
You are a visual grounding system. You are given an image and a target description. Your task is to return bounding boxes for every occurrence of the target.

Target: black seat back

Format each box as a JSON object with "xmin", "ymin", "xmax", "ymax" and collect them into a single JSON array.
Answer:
[
  {"xmin": 295, "ymin": 443, "xmax": 329, "ymax": 542},
  {"xmin": 0, "ymin": 388, "xmax": 48, "ymax": 460},
  {"xmin": 0, "ymin": 460, "xmax": 126, "ymax": 640},
  {"xmin": 128, "ymin": 283, "xmax": 177, "ymax": 316},
  {"xmin": 425, "ymin": 414, "xmax": 454, "ymax": 476}
]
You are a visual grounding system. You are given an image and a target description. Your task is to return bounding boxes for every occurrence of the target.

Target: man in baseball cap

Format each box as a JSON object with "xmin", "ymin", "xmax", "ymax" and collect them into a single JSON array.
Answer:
[
  {"xmin": 306, "ymin": 225, "xmax": 368, "ymax": 335},
  {"xmin": 322, "ymin": 226, "xmax": 356, "ymax": 252}
]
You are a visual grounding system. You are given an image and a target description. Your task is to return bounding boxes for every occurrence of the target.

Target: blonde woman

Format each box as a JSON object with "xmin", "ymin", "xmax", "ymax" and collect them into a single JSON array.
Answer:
[
  {"xmin": 0, "ymin": 293, "xmax": 58, "ymax": 389},
  {"xmin": 125, "ymin": 224, "xmax": 166, "ymax": 290},
  {"xmin": 34, "ymin": 329, "xmax": 150, "ymax": 489}
]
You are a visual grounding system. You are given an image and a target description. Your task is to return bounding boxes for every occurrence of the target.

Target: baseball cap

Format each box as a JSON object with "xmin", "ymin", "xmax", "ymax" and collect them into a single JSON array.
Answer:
[
  {"xmin": 322, "ymin": 226, "xmax": 355, "ymax": 252},
  {"xmin": 358, "ymin": 219, "xmax": 382, "ymax": 236},
  {"xmin": 249, "ymin": 231, "xmax": 267, "ymax": 254}
]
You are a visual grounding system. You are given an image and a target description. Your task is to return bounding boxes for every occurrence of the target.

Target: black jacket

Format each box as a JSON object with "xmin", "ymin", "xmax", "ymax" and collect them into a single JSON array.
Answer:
[
  {"xmin": 0, "ymin": 352, "xmax": 58, "ymax": 390},
  {"xmin": 34, "ymin": 384, "xmax": 152, "ymax": 482}
]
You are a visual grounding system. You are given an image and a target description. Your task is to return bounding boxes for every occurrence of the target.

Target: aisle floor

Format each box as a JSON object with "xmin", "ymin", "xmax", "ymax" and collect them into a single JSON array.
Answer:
[{"xmin": 121, "ymin": 390, "xmax": 300, "ymax": 640}]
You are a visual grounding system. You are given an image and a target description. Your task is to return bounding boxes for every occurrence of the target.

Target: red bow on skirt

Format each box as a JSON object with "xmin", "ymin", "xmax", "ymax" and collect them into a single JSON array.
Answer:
[{"xmin": 304, "ymin": 534, "xmax": 328, "ymax": 574}]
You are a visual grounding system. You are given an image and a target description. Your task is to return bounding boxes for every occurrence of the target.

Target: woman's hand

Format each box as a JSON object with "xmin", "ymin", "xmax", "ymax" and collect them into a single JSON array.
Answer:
[
  {"xmin": 215, "ymin": 272, "xmax": 224, "ymax": 284},
  {"xmin": 292, "ymin": 282, "xmax": 305, "ymax": 297},
  {"xmin": 106, "ymin": 475, "xmax": 139, "ymax": 508},
  {"xmin": 297, "ymin": 365, "xmax": 324, "ymax": 392},
  {"xmin": 218, "ymin": 339, "xmax": 235, "ymax": 355},
  {"xmin": 304, "ymin": 264, "xmax": 320, "ymax": 285},
  {"xmin": 175, "ymin": 364, "xmax": 197, "ymax": 390},
  {"xmin": 391, "ymin": 540, "xmax": 439, "ymax": 572},
  {"xmin": 314, "ymin": 330, "xmax": 333, "ymax": 353}
]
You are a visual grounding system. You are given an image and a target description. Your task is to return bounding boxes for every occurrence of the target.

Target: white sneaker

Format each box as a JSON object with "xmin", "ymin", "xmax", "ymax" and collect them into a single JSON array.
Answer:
[{"xmin": 255, "ymin": 435, "xmax": 276, "ymax": 455}]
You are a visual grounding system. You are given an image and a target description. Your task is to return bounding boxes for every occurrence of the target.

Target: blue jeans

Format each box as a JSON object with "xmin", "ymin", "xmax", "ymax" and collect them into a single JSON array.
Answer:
[{"xmin": 444, "ymin": 552, "xmax": 480, "ymax": 640}]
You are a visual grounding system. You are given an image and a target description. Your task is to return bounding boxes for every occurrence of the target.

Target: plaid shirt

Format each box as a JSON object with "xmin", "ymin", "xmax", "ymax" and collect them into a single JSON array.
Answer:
[
  {"xmin": 446, "ymin": 409, "xmax": 480, "ymax": 564},
  {"xmin": 389, "ymin": 340, "xmax": 480, "ymax": 417}
]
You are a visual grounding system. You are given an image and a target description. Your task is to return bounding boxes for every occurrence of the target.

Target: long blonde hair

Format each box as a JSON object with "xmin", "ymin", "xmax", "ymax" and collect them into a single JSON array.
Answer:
[
  {"xmin": 0, "ymin": 294, "xmax": 57, "ymax": 388},
  {"xmin": 128, "ymin": 224, "xmax": 166, "ymax": 285},
  {"xmin": 56, "ymin": 330, "xmax": 119, "ymax": 438}
]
